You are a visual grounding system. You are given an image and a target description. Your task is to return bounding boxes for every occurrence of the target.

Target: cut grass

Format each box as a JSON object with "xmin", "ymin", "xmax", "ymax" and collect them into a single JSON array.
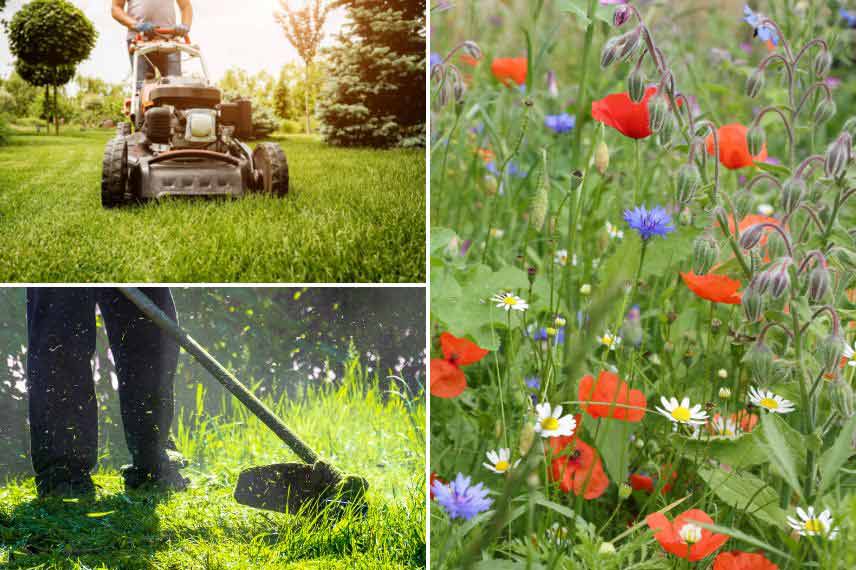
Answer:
[
  {"xmin": 0, "ymin": 372, "xmax": 426, "ymax": 569},
  {"xmin": 0, "ymin": 131, "xmax": 425, "ymax": 283}
]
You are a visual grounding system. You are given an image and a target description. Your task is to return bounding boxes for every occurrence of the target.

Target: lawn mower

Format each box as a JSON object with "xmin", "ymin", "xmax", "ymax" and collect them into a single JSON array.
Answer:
[
  {"xmin": 118, "ymin": 287, "xmax": 369, "ymax": 518},
  {"xmin": 102, "ymin": 28, "xmax": 289, "ymax": 208}
]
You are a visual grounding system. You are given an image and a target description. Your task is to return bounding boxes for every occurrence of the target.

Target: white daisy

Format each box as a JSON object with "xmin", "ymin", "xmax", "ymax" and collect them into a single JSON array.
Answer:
[
  {"xmin": 606, "ymin": 221, "xmax": 624, "ymax": 240},
  {"xmin": 483, "ymin": 448, "xmax": 519, "ymax": 474},
  {"xmin": 546, "ymin": 522, "xmax": 570, "ymax": 545},
  {"xmin": 599, "ymin": 330, "xmax": 621, "ymax": 350},
  {"xmin": 656, "ymin": 396, "xmax": 709, "ymax": 426},
  {"xmin": 489, "ymin": 228, "xmax": 505, "ymax": 238},
  {"xmin": 758, "ymin": 203, "xmax": 775, "ymax": 216},
  {"xmin": 534, "ymin": 402, "xmax": 577, "ymax": 438},
  {"xmin": 748, "ymin": 387, "xmax": 795, "ymax": 414},
  {"xmin": 555, "ymin": 249, "xmax": 569, "ymax": 266},
  {"xmin": 491, "ymin": 292, "xmax": 529, "ymax": 312},
  {"xmin": 787, "ymin": 506, "xmax": 838, "ymax": 539},
  {"xmin": 710, "ymin": 415, "xmax": 741, "ymax": 439},
  {"xmin": 844, "ymin": 341, "xmax": 855, "ymax": 367},
  {"xmin": 678, "ymin": 522, "xmax": 703, "ymax": 544}
]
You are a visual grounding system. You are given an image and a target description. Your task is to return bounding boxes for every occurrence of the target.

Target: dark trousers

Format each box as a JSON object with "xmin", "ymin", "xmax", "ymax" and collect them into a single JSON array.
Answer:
[{"xmin": 26, "ymin": 288, "xmax": 178, "ymax": 492}]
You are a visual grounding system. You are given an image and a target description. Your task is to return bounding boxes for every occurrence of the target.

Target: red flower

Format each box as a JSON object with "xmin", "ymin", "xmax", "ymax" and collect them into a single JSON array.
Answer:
[
  {"xmin": 578, "ymin": 371, "xmax": 646, "ymax": 422},
  {"xmin": 733, "ymin": 410, "xmax": 758, "ymax": 433},
  {"xmin": 591, "ymin": 86, "xmax": 658, "ymax": 139},
  {"xmin": 705, "ymin": 123, "xmax": 768, "ymax": 170},
  {"xmin": 646, "ymin": 509, "xmax": 729, "ymax": 561},
  {"xmin": 681, "ymin": 272, "xmax": 742, "ymax": 305},
  {"xmin": 430, "ymin": 332, "xmax": 489, "ymax": 398},
  {"xmin": 491, "ymin": 57, "xmax": 527, "ymax": 87},
  {"xmin": 629, "ymin": 473, "xmax": 654, "ymax": 493},
  {"xmin": 429, "ymin": 472, "xmax": 446, "ymax": 500},
  {"xmin": 548, "ymin": 429, "xmax": 609, "ymax": 499},
  {"xmin": 713, "ymin": 550, "xmax": 778, "ymax": 570}
]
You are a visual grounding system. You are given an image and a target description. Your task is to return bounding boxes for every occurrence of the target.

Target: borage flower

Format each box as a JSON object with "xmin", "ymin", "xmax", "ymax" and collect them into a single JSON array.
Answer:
[
  {"xmin": 787, "ymin": 506, "xmax": 838, "ymax": 539},
  {"xmin": 534, "ymin": 403, "xmax": 577, "ymax": 438},
  {"xmin": 483, "ymin": 448, "xmax": 519, "ymax": 474},
  {"xmin": 706, "ymin": 123, "xmax": 767, "ymax": 170},
  {"xmin": 656, "ymin": 396, "xmax": 709, "ymax": 426},
  {"xmin": 548, "ymin": 434, "xmax": 609, "ymax": 499},
  {"xmin": 491, "ymin": 291, "xmax": 528, "ymax": 312},
  {"xmin": 491, "ymin": 57, "xmax": 527, "ymax": 87},
  {"xmin": 748, "ymin": 387, "xmax": 795, "ymax": 414},
  {"xmin": 578, "ymin": 370, "xmax": 646, "ymax": 422},
  {"xmin": 432, "ymin": 473, "xmax": 493, "ymax": 521},
  {"xmin": 591, "ymin": 86, "xmax": 659, "ymax": 139},
  {"xmin": 713, "ymin": 550, "xmax": 779, "ymax": 570},
  {"xmin": 624, "ymin": 205, "xmax": 675, "ymax": 240},
  {"xmin": 681, "ymin": 272, "xmax": 742, "ymax": 305},
  {"xmin": 430, "ymin": 332, "xmax": 489, "ymax": 398},
  {"xmin": 743, "ymin": 6, "xmax": 778, "ymax": 48},
  {"xmin": 646, "ymin": 508, "xmax": 730, "ymax": 561}
]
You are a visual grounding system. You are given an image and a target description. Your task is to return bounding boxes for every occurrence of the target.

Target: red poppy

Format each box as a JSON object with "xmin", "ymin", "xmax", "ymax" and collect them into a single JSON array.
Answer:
[
  {"xmin": 578, "ymin": 371, "xmax": 646, "ymax": 422},
  {"xmin": 705, "ymin": 123, "xmax": 768, "ymax": 170},
  {"xmin": 629, "ymin": 473, "xmax": 654, "ymax": 493},
  {"xmin": 430, "ymin": 332, "xmax": 489, "ymax": 398},
  {"xmin": 460, "ymin": 54, "xmax": 479, "ymax": 67},
  {"xmin": 591, "ymin": 86, "xmax": 658, "ymax": 139},
  {"xmin": 646, "ymin": 509, "xmax": 729, "ymax": 561},
  {"xmin": 681, "ymin": 272, "xmax": 742, "ymax": 305},
  {"xmin": 732, "ymin": 410, "xmax": 758, "ymax": 433},
  {"xmin": 713, "ymin": 550, "xmax": 778, "ymax": 570},
  {"xmin": 548, "ymin": 430, "xmax": 609, "ymax": 499},
  {"xmin": 491, "ymin": 57, "xmax": 527, "ymax": 87}
]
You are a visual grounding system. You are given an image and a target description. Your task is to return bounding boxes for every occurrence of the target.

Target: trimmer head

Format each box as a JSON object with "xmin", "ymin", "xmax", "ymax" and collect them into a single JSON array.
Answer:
[{"xmin": 233, "ymin": 461, "xmax": 369, "ymax": 517}]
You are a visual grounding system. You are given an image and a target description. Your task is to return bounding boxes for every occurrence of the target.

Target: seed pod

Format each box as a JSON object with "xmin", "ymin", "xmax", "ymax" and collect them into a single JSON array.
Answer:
[
  {"xmin": 808, "ymin": 264, "xmax": 830, "ymax": 302},
  {"xmin": 618, "ymin": 28, "xmax": 642, "ymax": 61},
  {"xmin": 739, "ymin": 223, "xmax": 766, "ymax": 250},
  {"xmin": 815, "ymin": 98, "xmax": 837, "ymax": 124},
  {"xmin": 648, "ymin": 95, "xmax": 669, "ymax": 133},
  {"xmin": 600, "ymin": 36, "xmax": 621, "ymax": 68},
  {"xmin": 813, "ymin": 50, "xmax": 833, "ymax": 78},
  {"xmin": 692, "ymin": 235, "xmax": 719, "ymax": 275},
  {"xmin": 518, "ymin": 422, "xmax": 535, "ymax": 456},
  {"xmin": 781, "ymin": 176, "xmax": 805, "ymax": 215},
  {"xmin": 825, "ymin": 133, "xmax": 852, "ymax": 180},
  {"xmin": 742, "ymin": 285, "xmax": 764, "ymax": 322},
  {"xmin": 676, "ymin": 163, "xmax": 701, "ymax": 205},
  {"xmin": 628, "ymin": 66, "xmax": 646, "ymax": 102},
  {"xmin": 747, "ymin": 124, "xmax": 766, "ymax": 157},
  {"xmin": 746, "ymin": 68, "xmax": 765, "ymax": 98},
  {"xmin": 830, "ymin": 379, "xmax": 855, "ymax": 418},
  {"xmin": 769, "ymin": 265, "xmax": 791, "ymax": 299},
  {"xmin": 751, "ymin": 269, "xmax": 772, "ymax": 295},
  {"xmin": 595, "ymin": 140, "xmax": 610, "ymax": 174},
  {"xmin": 613, "ymin": 5, "xmax": 631, "ymax": 27},
  {"xmin": 818, "ymin": 334, "xmax": 845, "ymax": 374},
  {"xmin": 743, "ymin": 341, "xmax": 774, "ymax": 382}
]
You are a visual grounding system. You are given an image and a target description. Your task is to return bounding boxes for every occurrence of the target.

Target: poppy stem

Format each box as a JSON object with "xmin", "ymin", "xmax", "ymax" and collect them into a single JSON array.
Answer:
[{"xmin": 634, "ymin": 139, "xmax": 642, "ymax": 203}]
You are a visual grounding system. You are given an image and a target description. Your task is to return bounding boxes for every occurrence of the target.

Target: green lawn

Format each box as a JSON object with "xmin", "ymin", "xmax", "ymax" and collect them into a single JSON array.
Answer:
[
  {"xmin": 0, "ymin": 376, "xmax": 426, "ymax": 569},
  {"xmin": 0, "ymin": 131, "xmax": 425, "ymax": 282}
]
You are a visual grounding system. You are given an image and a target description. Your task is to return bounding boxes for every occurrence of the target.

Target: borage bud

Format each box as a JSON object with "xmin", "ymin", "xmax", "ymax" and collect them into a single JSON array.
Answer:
[
  {"xmin": 628, "ymin": 66, "xmax": 646, "ymax": 103},
  {"xmin": 781, "ymin": 176, "xmax": 805, "ymax": 215},
  {"xmin": 460, "ymin": 40, "xmax": 483, "ymax": 61},
  {"xmin": 613, "ymin": 5, "xmax": 631, "ymax": 27},
  {"xmin": 618, "ymin": 28, "xmax": 642, "ymax": 61},
  {"xmin": 658, "ymin": 117, "xmax": 676, "ymax": 147},
  {"xmin": 808, "ymin": 264, "xmax": 831, "ymax": 302},
  {"xmin": 692, "ymin": 234, "xmax": 718, "ymax": 275},
  {"xmin": 830, "ymin": 379, "xmax": 855, "ymax": 418},
  {"xmin": 742, "ymin": 285, "xmax": 764, "ymax": 322},
  {"xmin": 648, "ymin": 95, "xmax": 669, "ymax": 133},
  {"xmin": 813, "ymin": 50, "xmax": 833, "ymax": 78},
  {"xmin": 677, "ymin": 163, "xmax": 701, "ymax": 205},
  {"xmin": 751, "ymin": 269, "xmax": 772, "ymax": 295},
  {"xmin": 600, "ymin": 36, "xmax": 621, "ymax": 68},
  {"xmin": 815, "ymin": 98, "xmax": 837, "ymax": 124},
  {"xmin": 733, "ymin": 191, "xmax": 752, "ymax": 221},
  {"xmin": 747, "ymin": 124, "xmax": 766, "ymax": 157},
  {"xmin": 766, "ymin": 232, "xmax": 787, "ymax": 259},
  {"xmin": 825, "ymin": 133, "xmax": 852, "ymax": 180},
  {"xmin": 746, "ymin": 68, "xmax": 765, "ymax": 98},
  {"xmin": 595, "ymin": 140, "xmax": 610, "ymax": 174},
  {"xmin": 769, "ymin": 264, "xmax": 791, "ymax": 299},
  {"xmin": 818, "ymin": 334, "xmax": 845, "ymax": 374},
  {"xmin": 743, "ymin": 341, "xmax": 774, "ymax": 382},
  {"xmin": 842, "ymin": 116, "xmax": 856, "ymax": 139},
  {"xmin": 739, "ymin": 223, "xmax": 765, "ymax": 250}
]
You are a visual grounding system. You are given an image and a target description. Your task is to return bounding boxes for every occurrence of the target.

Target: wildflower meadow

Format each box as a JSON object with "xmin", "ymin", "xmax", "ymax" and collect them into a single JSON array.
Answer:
[{"xmin": 430, "ymin": 1, "xmax": 856, "ymax": 569}]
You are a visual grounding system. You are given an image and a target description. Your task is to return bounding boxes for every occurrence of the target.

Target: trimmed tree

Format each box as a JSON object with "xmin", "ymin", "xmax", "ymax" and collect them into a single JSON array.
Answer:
[
  {"xmin": 7, "ymin": 0, "xmax": 97, "ymax": 135},
  {"xmin": 316, "ymin": 0, "xmax": 426, "ymax": 148}
]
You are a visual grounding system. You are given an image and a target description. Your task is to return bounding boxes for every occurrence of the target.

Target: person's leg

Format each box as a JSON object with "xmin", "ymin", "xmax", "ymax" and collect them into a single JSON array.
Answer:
[
  {"xmin": 97, "ymin": 288, "xmax": 185, "ymax": 489},
  {"xmin": 26, "ymin": 288, "xmax": 98, "ymax": 497}
]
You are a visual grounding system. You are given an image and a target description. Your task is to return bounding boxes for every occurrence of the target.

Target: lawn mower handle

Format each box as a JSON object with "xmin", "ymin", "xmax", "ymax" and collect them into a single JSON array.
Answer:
[
  {"xmin": 134, "ymin": 27, "xmax": 190, "ymax": 44},
  {"xmin": 118, "ymin": 287, "xmax": 330, "ymax": 470}
]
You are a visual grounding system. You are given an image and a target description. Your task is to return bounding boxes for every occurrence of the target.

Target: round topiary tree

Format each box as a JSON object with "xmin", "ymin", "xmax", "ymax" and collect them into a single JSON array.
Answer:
[{"xmin": 7, "ymin": 0, "xmax": 97, "ymax": 134}]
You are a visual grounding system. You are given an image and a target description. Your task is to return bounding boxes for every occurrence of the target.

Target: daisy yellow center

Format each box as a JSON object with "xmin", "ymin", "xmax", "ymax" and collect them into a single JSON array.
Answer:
[
  {"xmin": 804, "ymin": 518, "xmax": 823, "ymax": 533},
  {"xmin": 759, "ymin": 397, "xmax": 779, "ymax": 410},
  {"xmin": 503, "ymin": 297, "xmax": 517, "ymax": 306},
  {"xmin": 670, "ymin": 407, "xmax": 691, "ymax": 422},
  {"xmin": 602, "ymin": 336, "xmax": 614, "ymax": 346},
  {"xmin": 494, "ymin": 460, "xmax": 510, "ymax": 472},
  {"xmin": 541, "ymin": 417, "xmax": 560, "ymax": 431}
]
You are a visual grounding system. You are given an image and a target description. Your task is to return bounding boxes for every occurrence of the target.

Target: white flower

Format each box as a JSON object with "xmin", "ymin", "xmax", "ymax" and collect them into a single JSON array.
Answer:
[
  {"xmin": 490, "ymin": 228, "xmax": 505, "ymax": 238},
  {"xmin": 718, "ymin": 387, "xmax": 732, "ymax": 399},
  {"xmin": 717, "ymin": 369, "xmax": 728, "ymax": 379},
  {"xmin": 758, "ymin": 203, "xmax": 775, "ymax": 216},
  {"xmin": 491, "ymin": 292, "xmax": 529, "ymax": 312},
  {"xmin": 555, "ymin": 249, "xmax": 569, "ymax": 266},
  {"xmin": 580, "ymin": 283, "xmax": 592, "ymax": 295},
  {"xmin": 483, "ymin": 448, "xmax": 519, "ymax": 474},
  {"xmin": 844, "ymin": 341, "xmax": 855, "ymax": 367},
  {"xmin": 787, "ymin": 506, "xmax": 838, "ymax": 539},
  {"xmin": 678, "ymin": 522, "xmax": 703, "ymax": 544},
  {"xmin": 599, "ymin": 330, "xmax": 621, "ymax": 350},
  {"xmin": 534, "ymin": 402, "xmax": 577, "ymax": 438},
  {"xmin": 710, "ymin": 415, "xmax": 741, "ymax": 439},
  {"xmin": 656, "ymin": 396, "xmax": 709, "ymax": 426},
  {"xmin": 547, "ymin": 522, "xmax": 570, "ymax": 545},
  {"xmin": 748, "ymin": 387, "xmax": 795, "ymax": 414},
  {"xmin": 606, "ymin": 221, "xmax": 624, "ymax": 240}
]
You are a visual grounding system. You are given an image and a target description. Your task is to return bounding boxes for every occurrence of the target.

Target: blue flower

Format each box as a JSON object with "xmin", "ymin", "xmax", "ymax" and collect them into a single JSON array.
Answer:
[
  {"xmin": 623, "ymin": 205, "xmax": 675, "ymax": 240},
  {"xmin": 743, "ymin": 5, "xmax": 779, "ymax": 46},
  {"xmin": 544, "ymin": 113, "xmax": 576, "ymax": 134},
  {"xmin": 432, "ymin": 473, "xmax": 493, "ymax": 520},
  {"xmin": 525, "ymin": 376, "xmax": 541, "ymax": 390},
  {"xmin": 430, "ymin": 52, "xmax": 443, "ymax": 68},
  {"xmin": 841, "ymin": 8, "xmax": 856, "ymax": 29},
  {"xmin": 532, "ymin": 326, "xmax": 565, "ymax": 345},
  {"xmin": 486, "ymin": 161, "xmax": 525, "ymax": 178}
]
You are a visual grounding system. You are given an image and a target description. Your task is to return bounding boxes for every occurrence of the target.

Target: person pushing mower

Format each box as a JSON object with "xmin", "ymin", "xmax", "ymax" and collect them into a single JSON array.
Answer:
[{"xmin": 26, "ymin": 288, "xmax": 188, "ymax": 498}]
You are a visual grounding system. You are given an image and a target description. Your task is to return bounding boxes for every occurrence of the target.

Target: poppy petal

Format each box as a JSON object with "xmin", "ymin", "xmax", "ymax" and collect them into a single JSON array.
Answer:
[
  {"xmin": 681, "ymin": 272, "xmax": 743, "ymax": 305},
  {"xmin": 491, "ymin": 57, "xmax": 527, "ymax": 86},
  {"xmin": 440, "ymin": 332, "xmax": 489, "ymax": 366},
  {"xmin": 430, "ymin": 358, "xmax": 467, "ymax": 398},
  {"xmin": 705, "ymin": 123, "xmax": 767, "ymax": 170}
]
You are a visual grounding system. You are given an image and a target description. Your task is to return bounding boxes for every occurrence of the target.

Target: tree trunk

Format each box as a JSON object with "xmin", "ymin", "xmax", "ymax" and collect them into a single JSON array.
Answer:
[
  {"xmin": 304, "ymin": 63, "xmax": 311, "ymax": 135},
  {"xmin": 44, "ymin": 86, "xmax": 50, "ymax": 135},
  {"xmin": 53, "ymin": 86, "xmax": 59, "ymax": 136}
]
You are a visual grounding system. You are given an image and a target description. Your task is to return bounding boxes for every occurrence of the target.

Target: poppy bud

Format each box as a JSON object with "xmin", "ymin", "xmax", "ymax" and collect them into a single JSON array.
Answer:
[
  {"xmin": 742, "ymin": 285, "xmax": 764, "ymax": 322},
  {"xmin": 460, "ymin": 40, "xmax": 483, "ymax": 61},
  {"xmin": 618, "ymin": 28, "xmax": 642, "ymax": 61},
  {"xmin": 743, "ymin": 341, "xmax": 774, "ymax": 381},
  {"xmin": 830, "ymin": 379, "xmax": 855, "ymax": 418},
  {"xmin": 628, "ymin": 67, "xmax": 646, "ymax": 103},
  {"xmin": 746, "ymin": 68, "xmax": 765, "ymax": 98},
  {"xmin": 692, "ymin": 234, "xmax": 718, "ymax": 275},
  {"xmin": 818, "ymin": 334, "xmax": 845, "ymax": 374},
  {"xmin": 781, "ymin": 176, "xmax": 805, "ymax": 215},
  {"xmin": 676, "ymin": 163, "xmax": 701, "ymax": 205},
  {"xmin": 648, "ymin": 95, "xmax": 668, "ymax": 133},
  {"xmin": 600, "ymin": 36, "xmax": 621, "ymax": 68},
  {"xmin": 747, "ymin": 124, "xmax": 766, "ymax": 157},
  {"xmin": 824, "ymin": 133, "xmax": 851, "ymax": 180},
  {"xmin": 530, "ymin": 181, "xmax": 548, "ymax": 232},
  {"xmin": 739, "ymin": 223, "xmax": 765, "ymax": 250},
  {"xmin": 808, "ymin": 264, "xmax": 830, "ymax": 302},
  {"xmin": 814, "ymin": 98, "xmax": 837, "ymax": 124},
  {"xmin": 613, "ymin": 5, "xmax": 631, "ymax": 27},
  {"xmin": 813, "ymin": 50, "xmax": 833, "ymax": 78},
  {"xmin": 595, "ymin": 140, "xmax": 610, "ymax": 174},
  {"xmin": 769, "ymin": 264, "xmax": 791, "ymax": 299}
]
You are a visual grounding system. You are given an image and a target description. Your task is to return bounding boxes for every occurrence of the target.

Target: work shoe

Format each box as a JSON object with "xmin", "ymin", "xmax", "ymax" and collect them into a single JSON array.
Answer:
[
  {"xmin": 122, "ymin": 449, "xmax": 190, "ymax": 492},
  {"xmin": 37, "ymin": 475, "xmax": 96, "ymax": 500}
]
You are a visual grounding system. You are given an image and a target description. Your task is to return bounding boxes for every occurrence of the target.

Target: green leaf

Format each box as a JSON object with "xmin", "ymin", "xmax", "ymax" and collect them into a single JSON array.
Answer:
[
  {"xmin": 697, "ymin": 467, "xmax": 787, "ymax": 527},
  {"xmin": 597, "ymin": 420, "xmax": 634, "ymax": 487},
  {"xmin": 678, "ymin": 432, "xmax": 764, "ymax": 469},
  {"xmin": 473, "ymin": 561, "xmax": 543, "ymax": 570},
  {"xmin": 430, "ymin": 227, "xmax": 457, "ymax": 255},
  {"xmin": 85, "ymin": 511, "xmax": 115, "ymax": 518},
  {"xmin": 534, "ymin": 494, "xmax": 576, "ymax": 520},
  {"xmin": 757, "ymin": 413, "xmax": 805, "ymax": 498},
  {"xmin": 640, "ymin": 226, "xmax": 700, "ymax": 279},
  {"xmin": 819, "ymin": 414, "xmax": 856, "ymax": 496},
  {"xmin": 557, "ymin": 0, "xmax": 613, "ymax": 26},
  {"xmin": 695, "ymin": 521, "xmax": 793, "ymax": 561}
]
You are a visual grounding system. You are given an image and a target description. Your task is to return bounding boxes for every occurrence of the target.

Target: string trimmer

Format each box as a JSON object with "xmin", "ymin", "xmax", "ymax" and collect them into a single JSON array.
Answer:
[{"xmin": 119, "ymin": 287, "xmax": 368, "ymax": 516}]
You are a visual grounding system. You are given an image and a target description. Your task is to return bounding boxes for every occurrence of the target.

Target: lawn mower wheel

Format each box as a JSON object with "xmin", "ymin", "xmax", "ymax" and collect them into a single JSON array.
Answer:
[
  {"xmin": 101, "ymin": 137, "xmax": 128, "ymax": 208},
  {"xmin": 252, "ymin": 143, "xmax": 289, "ymax": 196}
]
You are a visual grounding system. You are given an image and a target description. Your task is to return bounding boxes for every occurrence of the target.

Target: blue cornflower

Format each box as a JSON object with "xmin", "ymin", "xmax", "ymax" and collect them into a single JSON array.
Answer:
[
  {"xmin": 486, "ymin": 161, "xmax": 525, "ymax": 178},
  {"xmin": 841, "ymin": 8, "xmax": 856, "ymax": 28},
  {"xmin": 743, "ymin": 6, "xmax": 779, "ymax": 46},
  {"xmin": 532, "ymin": 326, "xmax": 565, "ymax": 345},
  {"xmin": 430, "ymin": 52, "xmax": 443, "ymax": 68},
  {"xmin": 432, "ymin": 473, "xmax": 493, "ymax": 520},
  {"xmin": 525, "ymin": 376, "xmax": 541, "ymax": 390},
  {"xmin": 544, "ymin": 113, "xmax": 576, "ymax": 134},
  {"xmin": 623, "ymin": 205, "xmax": 675, "ymax": 240}
]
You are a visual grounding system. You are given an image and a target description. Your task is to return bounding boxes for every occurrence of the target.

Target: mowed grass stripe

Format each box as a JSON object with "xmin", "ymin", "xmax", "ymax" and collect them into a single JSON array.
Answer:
[{"xmin": 0, "ymin": 131, "xmax": 425, "ymax": 282}]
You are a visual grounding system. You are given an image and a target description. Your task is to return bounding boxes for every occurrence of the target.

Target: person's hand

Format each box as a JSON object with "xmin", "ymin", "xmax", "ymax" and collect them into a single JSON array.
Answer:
[
  {"xmin": 134, "ymin": 21, "xmax": 156, "ymax": 34},
  {"xmin": 175, "ymin": 24, "xmax": 190, "ymax": 36}
]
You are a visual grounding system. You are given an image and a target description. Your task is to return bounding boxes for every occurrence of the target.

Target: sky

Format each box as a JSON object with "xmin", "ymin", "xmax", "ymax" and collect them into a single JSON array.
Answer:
[{"xmin": 0, "ymin": 0, "xmax": 345, "ymax": 89}]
